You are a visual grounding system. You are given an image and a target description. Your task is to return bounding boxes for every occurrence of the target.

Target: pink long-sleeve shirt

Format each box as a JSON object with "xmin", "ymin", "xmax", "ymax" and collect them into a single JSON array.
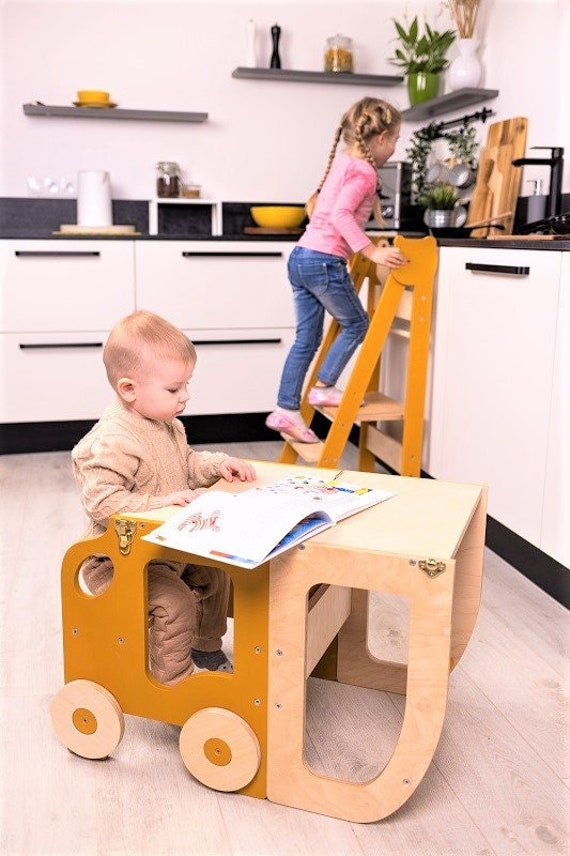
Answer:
[{"xmin": 298, "ymin": 153, "xmax": 376, "ymax": 259}]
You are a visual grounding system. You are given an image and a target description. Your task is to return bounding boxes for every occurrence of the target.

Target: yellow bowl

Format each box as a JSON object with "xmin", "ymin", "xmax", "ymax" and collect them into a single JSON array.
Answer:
[
  {"xmin": 250, "ymin": 206, "xmax": 306, "ymax": 230},
  {"xmin": 77, "ymin": 90, "xmax": 110, "ymax": 104}
]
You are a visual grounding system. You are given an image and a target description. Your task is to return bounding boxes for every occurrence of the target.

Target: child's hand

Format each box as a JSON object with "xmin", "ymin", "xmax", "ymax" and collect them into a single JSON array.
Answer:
[
  {"xmin": 162, "ymin": 489, "xmax": 200, "ymax": 506},
  {"xmin": 218, "ymin": 457, "xmax": 257, "ymax": 483},
  {"xmin": 369, "ymin": 244, "xmax": 407, "ymax": 268}
]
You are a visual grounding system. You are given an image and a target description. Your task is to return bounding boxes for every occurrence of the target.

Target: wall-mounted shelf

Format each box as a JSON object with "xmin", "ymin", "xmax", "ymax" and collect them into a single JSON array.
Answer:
[
  {"xmin": 22, "ymin": 103, "xmax": 208, "ymax": 123},
  {"xmin": 232, "ymin": 67, "xmax": 403, "ymax": 86},
  {"xmin": 401, "ymin": 88, "xmax": 499, "ymax": 121}
]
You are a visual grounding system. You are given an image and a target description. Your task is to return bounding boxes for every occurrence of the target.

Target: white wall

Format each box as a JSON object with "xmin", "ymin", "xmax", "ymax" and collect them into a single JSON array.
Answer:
[{"xmin": 0, "ymin": 0, "xmax": 567, "ymax": 202}]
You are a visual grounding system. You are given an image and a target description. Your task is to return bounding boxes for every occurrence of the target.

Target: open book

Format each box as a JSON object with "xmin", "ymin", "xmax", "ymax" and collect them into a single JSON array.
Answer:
[{"xmin": 142, "ymin": 474, "xmax": 396, "ymax": 569}]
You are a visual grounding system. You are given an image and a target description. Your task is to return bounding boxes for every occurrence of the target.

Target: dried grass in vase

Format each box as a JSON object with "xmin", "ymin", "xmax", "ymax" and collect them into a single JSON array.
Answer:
[{"xmin": 444, "ymin": 0, "xmax": 481, "ymax": 38}]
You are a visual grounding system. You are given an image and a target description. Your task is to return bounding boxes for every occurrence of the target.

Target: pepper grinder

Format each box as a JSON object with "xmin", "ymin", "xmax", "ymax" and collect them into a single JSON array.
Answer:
[{"xmin": 270, "ymin": 24, "xmax": 281, "ymax": 69}]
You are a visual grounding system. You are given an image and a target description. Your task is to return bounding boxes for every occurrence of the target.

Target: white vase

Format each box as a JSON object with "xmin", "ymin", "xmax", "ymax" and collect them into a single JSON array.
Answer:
[{"xmin": 448, "ymin": 38, "xmax": 482, "ymax": 91}]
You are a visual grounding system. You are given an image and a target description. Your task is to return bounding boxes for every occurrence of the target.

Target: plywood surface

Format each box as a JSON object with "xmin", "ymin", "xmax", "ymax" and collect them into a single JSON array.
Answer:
[{"xmin": 467, "ymin": 117, "xmax": 528, "ymax": 236}]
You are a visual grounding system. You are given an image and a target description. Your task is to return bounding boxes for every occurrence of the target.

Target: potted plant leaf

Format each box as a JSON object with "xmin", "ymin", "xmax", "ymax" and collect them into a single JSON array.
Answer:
[
  {"xmin": 420, "ymin": 183, "xmax": 466, "ymax": 228},
  {"xmin": 388, "ymin": 16, "xmax": 456, "ymax": 105}
]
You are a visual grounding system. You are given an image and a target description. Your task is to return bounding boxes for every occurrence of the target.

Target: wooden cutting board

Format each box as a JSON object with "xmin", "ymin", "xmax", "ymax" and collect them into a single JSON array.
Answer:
[
  {"xmin": 467, "ymin": 117, "xmax": 528, "ymax": 236},
  {"xmin": 54, "ymin": 224, "xmax": 139, "ymax": 235},
  {"xmin": 466, "ymin": 149, "xmax": 496, "ymax": 233}
]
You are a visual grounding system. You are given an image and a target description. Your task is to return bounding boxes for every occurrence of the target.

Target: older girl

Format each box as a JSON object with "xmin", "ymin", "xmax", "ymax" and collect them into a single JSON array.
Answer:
[{"xmin": 266, "ymin": 97, "xmax": 407, "ymax": 443}]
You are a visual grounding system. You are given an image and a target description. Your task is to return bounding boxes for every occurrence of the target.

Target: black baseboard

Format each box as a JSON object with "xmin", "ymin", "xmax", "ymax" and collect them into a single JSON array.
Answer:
[
  {"xmin": 0, "ymin": 413, "xmax": 280, "ymax": 455},
  {"xmin": 485, "ymin": 516, "xmax": 569, "ymax": 609}
]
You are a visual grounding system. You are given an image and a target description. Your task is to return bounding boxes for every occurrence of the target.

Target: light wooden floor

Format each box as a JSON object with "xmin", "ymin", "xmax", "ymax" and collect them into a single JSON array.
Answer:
[{"xmin": 1, "ymin": 442, "xmax": 568, "ymax": 856}]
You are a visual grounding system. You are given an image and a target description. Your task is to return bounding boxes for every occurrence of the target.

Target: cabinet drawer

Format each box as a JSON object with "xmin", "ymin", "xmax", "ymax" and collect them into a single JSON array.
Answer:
[
  {"xmin": 135, "ymin": 242, "xmax": 295, "ymax": 329},
  {"xmin": 0, "ymin": 240, "xmax": 135, "ymax": 332},
  {"xmin": 0, "ymin": 332, "xmax": 111, "ymax": 422},
  {"xmin": 184, "ymin": 328, "xmax": 294, "ymax": 414}
]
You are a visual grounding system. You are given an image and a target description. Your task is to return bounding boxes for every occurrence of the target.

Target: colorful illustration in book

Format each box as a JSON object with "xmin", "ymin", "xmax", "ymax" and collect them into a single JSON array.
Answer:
[{"xmin": 256, "ymin": 475, "xmax": 372, "ymax": 501}]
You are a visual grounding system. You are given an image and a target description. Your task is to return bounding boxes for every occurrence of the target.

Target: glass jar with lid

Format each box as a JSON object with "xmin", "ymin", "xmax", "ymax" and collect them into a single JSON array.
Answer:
[
  {"xmin": 324, "ymin": 34, "xmax": 354, "ymax": 73},
  {"xmin": 156, "ymin": 161, "xmax": 181, "ymax": 198}
]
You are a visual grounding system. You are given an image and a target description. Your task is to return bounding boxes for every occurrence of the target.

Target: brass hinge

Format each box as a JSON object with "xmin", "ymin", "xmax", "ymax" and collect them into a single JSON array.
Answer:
[
  {"xmin": 418, "ymin": 558, "xmax": 446, "ymax": 578},
  {"xmin": 114, "ymin": 518, "xmax": 137, "ymax": 555}
]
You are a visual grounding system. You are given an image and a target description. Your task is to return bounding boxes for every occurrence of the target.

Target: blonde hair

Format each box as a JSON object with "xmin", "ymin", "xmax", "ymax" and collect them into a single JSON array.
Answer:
[
  {"xmin": 103, "ymin": 310, "xmax": 197, "ymax": 386},
  {"xmin": 306, "ymin": 97, "xmax": 401, "ymax": 223}
]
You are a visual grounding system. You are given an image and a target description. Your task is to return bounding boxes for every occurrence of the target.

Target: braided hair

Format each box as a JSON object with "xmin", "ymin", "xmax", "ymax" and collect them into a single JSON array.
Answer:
[{"xmin": 305, "ymin": 97, "xmax": 401, "ymax": 223}]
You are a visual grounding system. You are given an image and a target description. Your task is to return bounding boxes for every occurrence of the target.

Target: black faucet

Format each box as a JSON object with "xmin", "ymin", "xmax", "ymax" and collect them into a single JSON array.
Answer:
[{"xmin": 512, "ymin": 146, "xmax": 564, "ymax": 219}]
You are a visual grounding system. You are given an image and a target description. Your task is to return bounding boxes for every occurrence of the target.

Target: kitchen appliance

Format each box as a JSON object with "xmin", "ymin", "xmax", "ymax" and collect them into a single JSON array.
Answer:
[
  {"xmin": 77, "ymin": 169, "xmax": 112, "ymax": 227},
  {"xmin": 377, "ymin": 162, "xmax": 413, "ymax": 230}
]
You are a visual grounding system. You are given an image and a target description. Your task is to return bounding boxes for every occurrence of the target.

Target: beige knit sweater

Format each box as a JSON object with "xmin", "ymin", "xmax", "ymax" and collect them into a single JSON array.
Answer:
[{"xmin": 72, "ymin": 399, "xmax": 229, "ymax": 538}]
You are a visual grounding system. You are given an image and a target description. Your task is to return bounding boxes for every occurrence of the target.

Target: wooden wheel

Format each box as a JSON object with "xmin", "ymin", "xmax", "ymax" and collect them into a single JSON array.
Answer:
[
  {"xmin": 50, "ymin": 679, "xmax": 125, "ymax": 759},
  {"xmin": 179, "ymin": 707, "xmax": 261, "ymax": 792}
]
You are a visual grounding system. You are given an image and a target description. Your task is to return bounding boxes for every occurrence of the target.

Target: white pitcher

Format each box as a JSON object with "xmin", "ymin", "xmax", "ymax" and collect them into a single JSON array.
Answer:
[{"xmin": 77, "ymin": 170, "xmax": 112, "ymax": 227}]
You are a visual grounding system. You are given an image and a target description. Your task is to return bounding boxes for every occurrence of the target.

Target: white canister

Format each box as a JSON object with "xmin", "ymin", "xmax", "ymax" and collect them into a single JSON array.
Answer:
[{"xmin": 77, "ymin": 170, "xmax": 112, "ymax": 227}]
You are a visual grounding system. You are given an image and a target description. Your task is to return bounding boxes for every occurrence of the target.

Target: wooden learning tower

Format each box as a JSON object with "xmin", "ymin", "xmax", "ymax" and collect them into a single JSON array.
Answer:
[{"xmin": 278, "ymin": 234, "xmax": 439, "ymax": 477}]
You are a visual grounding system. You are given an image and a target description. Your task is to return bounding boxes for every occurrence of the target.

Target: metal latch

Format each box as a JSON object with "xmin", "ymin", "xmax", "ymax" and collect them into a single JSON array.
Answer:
[
  {"xmin": 114, "ymin": 519, "xmax": 137, "ymax": 555},
  {"xmin": 418, "ymin": 558, "xmax": 446, "ymax": 578}
]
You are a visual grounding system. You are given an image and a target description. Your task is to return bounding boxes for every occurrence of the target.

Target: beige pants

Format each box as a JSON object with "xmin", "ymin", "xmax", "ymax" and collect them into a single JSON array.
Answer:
[{"xmin": 81, "ymin": 556, "xmax": 230, "ymax": 684}]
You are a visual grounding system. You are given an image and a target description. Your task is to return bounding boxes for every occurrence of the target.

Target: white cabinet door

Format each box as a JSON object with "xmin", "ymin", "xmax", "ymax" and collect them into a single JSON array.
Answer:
[
  {"xmin": 0, "ymin": 331, "xmax": 111, "ymax": 422},
  {"xmin": 0, "ymin": 241, "xmax": 135, "ymax": 332},
  {"xmin": 428, "ymin": 246, "xmax": 561, "ymax": 546},
  {"xmin": 184, "ymin": 327, "xmax": 295, "ymax": 415},
  {"xmin": 134, "ymin": 241, "xmax": 295, "ymax": 329},
  {"xmin": 540, "ymin": 252, "xmax": 570, "ymax": 567},
  {"xmin": 134, "ymin": 241, "xmax": 296, "ymax": 414}
]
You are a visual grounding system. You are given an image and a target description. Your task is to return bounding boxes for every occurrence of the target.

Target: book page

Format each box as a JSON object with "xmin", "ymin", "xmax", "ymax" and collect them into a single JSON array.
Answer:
[
  {"xmin": 252, "ymin": 474, "xmax": 396, "ymax": 522},
  {"xmin": 142, "ymin": 474, "xmax": 396, "ymax": 569},
  {"xmin": 142, "ymin": 488, "xmax": 333, "ymax": 568}
]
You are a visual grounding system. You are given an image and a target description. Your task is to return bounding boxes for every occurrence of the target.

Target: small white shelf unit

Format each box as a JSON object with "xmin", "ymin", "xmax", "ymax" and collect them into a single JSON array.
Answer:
[{"xmin": 148, "ymin": 198, "xmax": 223, "ymax": 236}]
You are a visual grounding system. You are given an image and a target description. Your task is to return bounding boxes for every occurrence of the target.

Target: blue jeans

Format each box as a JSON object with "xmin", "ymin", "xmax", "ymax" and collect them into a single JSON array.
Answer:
[{"xmin": 277, "ymin": 246, "xmax": 369, "ymax": 410}]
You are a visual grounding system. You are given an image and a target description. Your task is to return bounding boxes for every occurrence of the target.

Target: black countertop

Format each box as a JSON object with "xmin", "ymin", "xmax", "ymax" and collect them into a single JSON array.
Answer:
[
  {"xmin": 436, "ymin": 237, "xmax": 570, "ymax": 251},
  {"xmin": 1, "ymin": 229, "xmax": 569, "ymax": 250}
]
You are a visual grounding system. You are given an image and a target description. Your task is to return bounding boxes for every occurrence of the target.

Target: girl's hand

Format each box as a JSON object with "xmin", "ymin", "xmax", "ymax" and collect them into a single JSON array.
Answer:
[
  {"xmin": 368, "ymin": 244, "xmax": 407, "ymax": 268},
  {"xmin": 218, "ymin": 457, "xmax": 257, "ymax": 483}
]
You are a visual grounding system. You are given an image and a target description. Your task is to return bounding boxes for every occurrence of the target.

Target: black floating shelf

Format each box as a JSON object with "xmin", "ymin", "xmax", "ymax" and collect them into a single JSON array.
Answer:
[
  {"xmin": 22, "ymin": 104, "xmax": 208, "ymax": 122},
  {"xmin": 232, "ymin": 67, "xmax": 403, "ymax": 86},
  {"xmin": 401, "ymin": 88, "xmax": 499, "ymax": 121}
]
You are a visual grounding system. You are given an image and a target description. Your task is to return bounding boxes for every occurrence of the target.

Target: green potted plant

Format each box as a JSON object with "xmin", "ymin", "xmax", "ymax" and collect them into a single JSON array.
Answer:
[
  {"xmin": 388, "ymin": 16, "xmax": 456, "ymax": 105},
  {"xmin": 419, "ymin": 183, "xmax": 464, "ymax": 228},
  {"xmin": 420, "ymin": 183, "xmax": 458, "ymax": 209}
]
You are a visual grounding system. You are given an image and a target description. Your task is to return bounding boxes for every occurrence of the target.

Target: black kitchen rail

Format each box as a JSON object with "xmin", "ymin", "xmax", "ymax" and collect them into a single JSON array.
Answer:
[{"xmin": 465, "ymin": 262, "xmax": 530, "ymax": 276}]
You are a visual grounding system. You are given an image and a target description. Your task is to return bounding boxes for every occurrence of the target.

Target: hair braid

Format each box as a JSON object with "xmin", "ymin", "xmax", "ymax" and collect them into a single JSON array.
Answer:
[
  {"xmin": 354, "ymin": 123, "xmax": 384, "ymax": 225},
  {"xmin": 305, "ymin": 124, "xmax": 342, "ymax": 217}
]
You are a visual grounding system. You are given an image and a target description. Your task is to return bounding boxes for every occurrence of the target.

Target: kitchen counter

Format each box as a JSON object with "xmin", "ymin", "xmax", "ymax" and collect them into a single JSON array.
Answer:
[
  {"xmin": 0, "ymin": 229, "xmax": 302, "ymax": 241},
  {"xmin": 2, "ymin": 229, "xmax": 568, "ymax": 251},
  {"xmin": 436, "ymin": 237, "xmax": 570, "ymax": 251}
]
